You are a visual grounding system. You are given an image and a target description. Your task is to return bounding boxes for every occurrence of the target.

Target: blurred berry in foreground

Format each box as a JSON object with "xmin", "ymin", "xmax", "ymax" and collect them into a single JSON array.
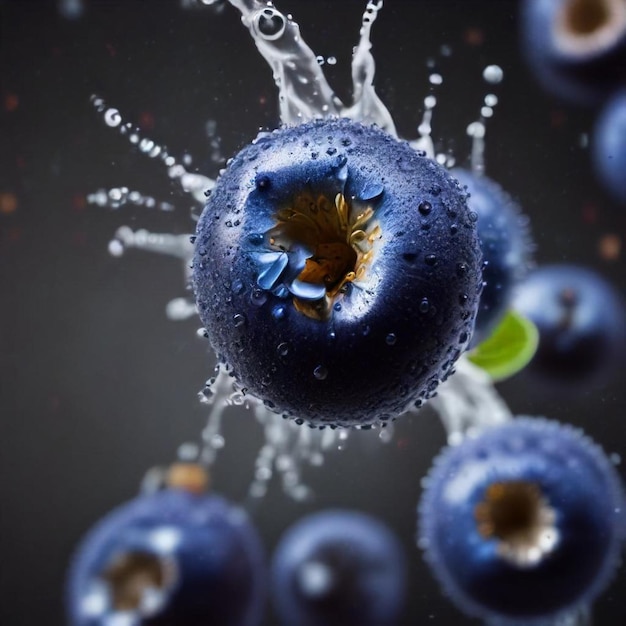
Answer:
[
  {"xmin": 418, "ymin": 417, "xmax": 625, "ymax": 624},
  {"xmin": 67, "ymin": 464, "xmax": 265, "ymax": 626},
  {"xmin": 272, "ymin": 510, "xmax": 406, "ymax": 626}
]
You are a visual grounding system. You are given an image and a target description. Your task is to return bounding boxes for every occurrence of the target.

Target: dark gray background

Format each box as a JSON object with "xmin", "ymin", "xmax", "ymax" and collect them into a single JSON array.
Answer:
[{"xmin": 1, "ymin": 0, "xmax": 626, "ymax": 624}]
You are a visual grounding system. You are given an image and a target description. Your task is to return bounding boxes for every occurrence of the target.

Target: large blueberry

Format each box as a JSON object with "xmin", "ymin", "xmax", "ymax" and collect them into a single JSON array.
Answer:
[
  {"xmin": 592, "ymin": 89, "xmax": 626, "ymax": 203},
  {"xmin": 192, "ymin": 118, "xmax": 482, "ymax": 427},
  {"xmin": 520, "ymin": 0, "xmax": 626, "ymax": 106},
  {"xmin": 271, "ymin": 510, "xmax": 406, "ymax": 626},
  {"xmin": 451, "ymin": 169, "xmax": 532, "ymax": 345},
  {"xmin": 418, "ymin": 418, "xmax": 625, "ymax": 624},
  {"xmin": 512, "ymin": 264, "xmax": 626, "ymax": 390},
  {"xmin": 67, "ymin": 473, "xmax": 265, "ymax": 626}
]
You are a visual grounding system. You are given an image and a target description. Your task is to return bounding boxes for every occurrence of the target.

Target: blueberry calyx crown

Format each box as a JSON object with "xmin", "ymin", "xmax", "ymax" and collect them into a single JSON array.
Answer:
[{"xmin": 259, "ymin": 186, "xmax": 382, "ymax": 321}]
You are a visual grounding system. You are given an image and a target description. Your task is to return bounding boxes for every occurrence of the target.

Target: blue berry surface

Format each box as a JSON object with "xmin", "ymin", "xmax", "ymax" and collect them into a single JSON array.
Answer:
[
  {"xmin": 512, "ymin": 264, "xmax": 626, "ymax": 389},
  {"xmin": 520, "ymin": 0, "xmax": 626, "ymax": 105},
  {"xmin": 271, "ymin": 510, "xmax": 406, "ymax": 626},
  {"xmin": 418, "ymin": 417, "xmax": 625, "ymax": 624},
  {"xmin": 593, "ymin": 89, "xmax": 626, "ymax": 203},
  {"xmin": 451, "ymin": 169, "xmax": 532, "ymax": 345},
  {"xmin": 192, "ymin": 118, "xmax": 482, "ymax": 427},
  {"xmin": 67, "ymin": 486, "xmax": 265, "ymax": 626}
]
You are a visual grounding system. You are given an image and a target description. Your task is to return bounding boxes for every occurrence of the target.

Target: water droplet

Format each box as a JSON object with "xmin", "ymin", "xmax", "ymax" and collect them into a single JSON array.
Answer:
[
  {"xmin": 425, "ymin": 254, "xmax": 437, "ymax": 266},
  {"xmin": 251, "ymin": 288, "xmax": 268, "ymax": 306},
  {"xmin": 419, "ymin": 298, "xmax": 430, "ymax": 313},
  {"xmin": 255, "ymin": 174, "xmax": 271, "ymax": 190},
  {"xmin": 272, "ymin": 305, "xmax": 286, "ymax": 321},
  {"xmin": 386, "ymin": 333, "xmax": 397, "ymax": 346},
  {"xmin": 483, "ymin": 64, "xmax": 504, "ymax": 84},
  {"xmin": 418, "ymin": 200, "xmax": 432, "ymax": 215},
  {"xmin": 104, "ymin": 108, "xmax": 121, "ymax": 127},
  {"xmin": 254, "ymin": 7, "xmax": 286, "ymax": 40},
  {"xmin": 327, "ymin": 56, "xmax": 337, "ymax": 65},
  {"xmin": 233, "ymin": 313, "xmax": 246, "ymax": 328},
  {"xmin": 231, "ymin": 279, "xmax": 244, "ymax": 295},
  {"xmin": 429, "ymin": 73, "xmax": 443, "ymax": 85},
  {"xmin": 277, "ymin": 342, "xmax": 289, "ymax": 356},
  {"xmin": 313, "ymin": 365, "xmax": 328, "ymax": 380}
]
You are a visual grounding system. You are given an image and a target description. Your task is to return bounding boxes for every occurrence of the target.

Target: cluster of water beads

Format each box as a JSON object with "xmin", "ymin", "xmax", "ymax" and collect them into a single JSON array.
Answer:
[
  {"xmin": 89, "ymin": 95, "xmax": 215, "ymax": 206},
  {"xmin": 88, "ymin": 0, "xmax": 521, "ymax": 506}
]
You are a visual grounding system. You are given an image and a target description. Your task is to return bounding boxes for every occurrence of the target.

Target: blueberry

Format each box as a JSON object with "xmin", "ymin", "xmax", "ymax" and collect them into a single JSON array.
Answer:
[
  {"xmin": 520, "ymin": 0, "xmax": 626, "ymax": 106},
  {"xmin": 592, "ymin": 89, "xmax": 626, "ymax": 203},
  {"xmin": 67, "ymin": 465, "xmax": 265, "ymax": 626},
  {"xmin": 192, "ymin": 118, "xmax": 482, "ymax": 427},
  {"xmin": 512, "ymin": 265, "xmax": 626, "ymax": 390},
  {"xmin": 271, "ymin": 510, "xmax": 406, "ymax": 626},
  {"xmin": 418, "ymin": 418, "xmax": 625, "ymax": 624},
  {"xmin": 451, "ymin": 169, "xmax": 533, "ymax": 344}
]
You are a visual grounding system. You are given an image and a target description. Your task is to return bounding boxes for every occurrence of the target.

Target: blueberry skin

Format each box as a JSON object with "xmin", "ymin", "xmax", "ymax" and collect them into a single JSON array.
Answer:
[
  {"xmin": 193, "ymin": 118, "xmax": 482, "ymax": 427},
  {"xmin": 451, "ymin": 169, "xmax": 532, "ymax": 345},
  {"xmin": 271, "ymin": 510, "xmax": 407, "ymax": 626},
  {"xmin": 520, "ymin": 0, "xmax": 626, "ymax": 106},
  {"xmin": 418, "ymin": 417, "xmax": 625, "ymax": 624},
  {"xmin": 513, "ymin": 265, "xmax": 626, "ymax": 390},
  {"xmin": 592, "ymin": 89, "xmax": 626, "ymax": 203},
  {"xmin": 67, "ymin": 489, "xmax": 265, "ymax": 626}
]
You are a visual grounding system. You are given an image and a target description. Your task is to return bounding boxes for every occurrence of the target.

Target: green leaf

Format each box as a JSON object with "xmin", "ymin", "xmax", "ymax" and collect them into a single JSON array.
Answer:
[{"xmin": 468, "ymin": 310, "xmax": 539, "ymax": 382}]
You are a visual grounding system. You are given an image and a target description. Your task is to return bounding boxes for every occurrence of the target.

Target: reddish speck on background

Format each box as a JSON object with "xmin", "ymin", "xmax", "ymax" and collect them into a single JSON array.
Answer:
[
  {"xmin": 550, "ymin": 109, "xmax": 567, "ymax": 128},
  {"xmin": 139, "ymin": 111, "xmax": 155, "ymax": 131},
  {"xmin": 4, "ymin": 93, "xmax": 19, "ymax": 112},
  {"xmin": 72, "ymin": 194, "xmax": 86, "ymax": 213},
  {"xmin": 599, "ymin": 234, "xmax": 622, "ymax": 261},
  {"xmin": 0, "ymin": 192, "xmax": 18, "ymax": 215},
  {"xmin": 72, "ymin": 231, "xmax": 87, "ymax": 247},
  {"xmin": 582, "ymin": 203, "xmax": 598, "ymax": 224},
  {"xmin": 464, "ymin": 28, "xmax": 484, "ymax": 46},
  {"xmin": 396, "ymin": 438, "xmax": 410, "ymax": 451},
  {"xmin": 105, "ymin": 43, "xmax": 116, "ymax": 58}
]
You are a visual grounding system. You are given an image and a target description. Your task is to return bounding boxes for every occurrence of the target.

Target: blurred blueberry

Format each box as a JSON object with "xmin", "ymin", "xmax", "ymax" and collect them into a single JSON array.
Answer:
[
  {"xmin": 520, "ymin": 0, "xmax": 626, "ymax": 105},
  {"xmin": 592, "ymin": 89, "xmax": 626, "ymax": 203},
  {"xmin": 452, "ymin": 169, "xmax": 533, "ymax": 344},
  {"xmin": 67, "ymin": 470, "xmax": 265, "ymax": 626},
  {"xmin": 272, "ymin": 510, "xmax": 406, "ymax": 626},
  {"xmin": 193, "ymin": 118, "xmax": 483, "ymax": 427},
  {"xmin": 418, "ymin": 417, "xmax": 625, "ymax": 624},
  {"xmin": 513, "ymin": 264, "xmax": 626, "ymax": 390}
]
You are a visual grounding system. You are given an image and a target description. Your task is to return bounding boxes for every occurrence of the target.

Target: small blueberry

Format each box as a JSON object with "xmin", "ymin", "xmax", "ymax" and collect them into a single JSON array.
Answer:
[
  {"xmin": 452, "ymin": 169, "xmax": 533, "ymax": 345},
  {"xmin": 418, "ymin": 417, "xmax": 625, "ymax": 624},
  {"xmin": 592, "ymin": 89, "xmax": 626, "ymax": 203},
  {"xmin": 513, "ymin": 264, "xmax": 626, "ymax": 390},
  {"xmin": 520, "ymin": 0, "xmax": 626, "ymax": 106},
  {"xmin": 271, "ymin": 510, "xmax": 407, "ymax": 626},
  {"xmin": 67, "ymin": 464, "xmax": 265, "ymax": 626}
]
